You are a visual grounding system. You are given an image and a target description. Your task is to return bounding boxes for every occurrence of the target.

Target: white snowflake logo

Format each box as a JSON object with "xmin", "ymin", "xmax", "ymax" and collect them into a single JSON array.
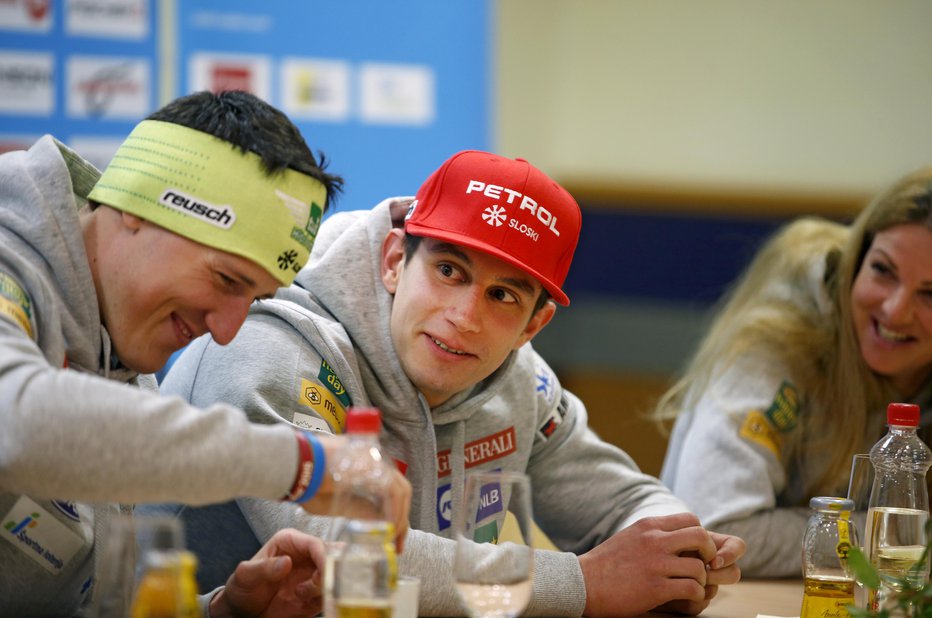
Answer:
[{"xmin": 482, "ymin": 205, "xmax": 507, "ymax": 227}]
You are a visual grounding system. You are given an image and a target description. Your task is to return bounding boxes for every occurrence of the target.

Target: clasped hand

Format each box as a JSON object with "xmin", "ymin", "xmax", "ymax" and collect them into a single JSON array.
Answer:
[{"xmin": 579, "ymin": 512, "xmax": 745, "ymax": 617}]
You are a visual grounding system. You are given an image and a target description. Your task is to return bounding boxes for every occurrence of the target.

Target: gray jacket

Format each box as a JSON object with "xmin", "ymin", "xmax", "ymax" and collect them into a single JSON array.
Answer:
[
  {"xmin": 160, "ymin": 197, "xmax": 690, "ymax": 617},
  {"xmin": 661, "ymin": 257, "xmax": 932, "ymax": 577},
  {"xmin": 0, "ymin": 137, "xmax": 301, "ymax": 616}
]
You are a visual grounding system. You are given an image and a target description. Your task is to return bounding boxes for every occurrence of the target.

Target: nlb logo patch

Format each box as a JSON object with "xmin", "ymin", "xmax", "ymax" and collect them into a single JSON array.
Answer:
[
  {"xmin": 1, "ymin": 496, "xmax": 84, "ymax": 574},
  {"xmin": 476, "ymin": 481, "xmax": 504, "ymax": 521},
  {"xmin": 160, "ymin": 189, "xmax": 235, "ymax": 229},
  {"xmin": 466, "ymin": 179, "xmax": 561, "ymax": 238}
]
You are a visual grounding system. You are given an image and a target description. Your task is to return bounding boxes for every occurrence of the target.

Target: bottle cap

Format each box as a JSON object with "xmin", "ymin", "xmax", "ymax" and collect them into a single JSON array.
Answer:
[
  {"xmin": 346, "ymin": 407, "xmax": 382, "ymax": 434},
  {"xmin": 887, "ymin": 402, "xmax": 920, "ymax": 427},
  {"xmin": 809, "ymin": 496, "xmax": 854, "ymax": 512}
]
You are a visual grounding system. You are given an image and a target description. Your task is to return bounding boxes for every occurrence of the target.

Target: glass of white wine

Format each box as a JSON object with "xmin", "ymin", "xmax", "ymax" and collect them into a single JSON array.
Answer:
[{"xmin": 453, "ymin": 470, "xmax": 534, "ymax": 618}]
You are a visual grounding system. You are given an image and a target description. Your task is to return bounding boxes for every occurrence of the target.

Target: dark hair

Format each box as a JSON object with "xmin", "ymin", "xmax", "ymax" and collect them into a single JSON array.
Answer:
[
  {"xmin": 146, "ymin": 90, "xmax": 343, "ymax": 209},
  {"xmin": 403, "ymin": 233, "xmax": 552, "ymax": 314}
]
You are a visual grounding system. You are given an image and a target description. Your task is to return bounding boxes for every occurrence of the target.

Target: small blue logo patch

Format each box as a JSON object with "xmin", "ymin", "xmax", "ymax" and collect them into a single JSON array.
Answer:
[
  {"xmin": 535, "ymin": 363, "xmax": 555, "ymax": 403},
  {"xmin": 51, "ymin": 500, "xmax": 80, "ymax": 522},
  {"xmin": 437, "ymin": 484, "xmax": 452, "ymax": 531}
]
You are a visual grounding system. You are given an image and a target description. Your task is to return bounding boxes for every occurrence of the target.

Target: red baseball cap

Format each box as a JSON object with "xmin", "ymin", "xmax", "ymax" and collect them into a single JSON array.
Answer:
[{"xmin": 404, "ymin": 150, "xmax": 581, "ymax": 305}]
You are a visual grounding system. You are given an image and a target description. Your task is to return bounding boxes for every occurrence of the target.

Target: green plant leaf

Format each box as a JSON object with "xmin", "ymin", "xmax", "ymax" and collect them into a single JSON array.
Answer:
[{"xmin": 848, "ymin": 546, "xmax": 882, "ymax": 589}]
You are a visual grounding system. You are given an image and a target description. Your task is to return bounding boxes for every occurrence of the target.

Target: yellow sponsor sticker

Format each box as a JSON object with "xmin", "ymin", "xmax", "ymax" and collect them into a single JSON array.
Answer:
[
  {"xmin": 298, "ymin": 378, "xmax": 346, "ymax": 433},
  {"xmin": 0, "ymin": 296, "xmax": 33, "ymax": 339},
  {"xmin": 739, "ymin": 409, "xmax": 782, "ymax": 456},
  {"xmin": 836, "ymin": 512, "xmax": 852, "ymax": 561},
  {"xmin": 0, "ymin": 272, "xmax": 34, "ymax": 339}
]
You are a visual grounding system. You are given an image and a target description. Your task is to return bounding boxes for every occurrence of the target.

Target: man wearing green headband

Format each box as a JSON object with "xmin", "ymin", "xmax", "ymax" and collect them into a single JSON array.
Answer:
[{"xmin": 0, "ymin": 91, "xmax": 411, "ymax": 616}]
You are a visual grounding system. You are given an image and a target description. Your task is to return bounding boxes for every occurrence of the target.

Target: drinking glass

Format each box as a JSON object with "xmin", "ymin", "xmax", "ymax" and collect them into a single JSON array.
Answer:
[
  {"xmin": 453, "ymin": 471, "xmax": 534, "ymax": 618},
  {"xmin": 847, "ymin": 454, "xmax": 874, "ymax": 516},
  {"xmin": 92, "ymin": 512, "xmax": 137, "ymax": 618},
  {"xmin": 91, "ymin": 513, "xmax": 185, "ymax": 618},
  {"xmin": 847, "ymin": 453, "xmax": 874, "ymax": 609}
]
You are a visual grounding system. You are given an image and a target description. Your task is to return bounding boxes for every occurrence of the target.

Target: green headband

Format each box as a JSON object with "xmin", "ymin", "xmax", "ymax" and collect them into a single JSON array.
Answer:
[{"xmin": 88, "ymin": 120, "xmax": 326, "ymax": 286}]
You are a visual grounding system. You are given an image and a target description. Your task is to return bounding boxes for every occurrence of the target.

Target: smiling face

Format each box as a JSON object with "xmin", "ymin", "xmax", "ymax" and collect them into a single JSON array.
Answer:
[
  {"xmin": 90, "ymin": 208, "xmax": 280, "ymax": 374},
  {"xmin": 380, "ymin": 230, "xmax": 555, "ymax": 408},
  {"xmin": 850, "ymin": 223, "xmax": 932, "ymax": 397}
]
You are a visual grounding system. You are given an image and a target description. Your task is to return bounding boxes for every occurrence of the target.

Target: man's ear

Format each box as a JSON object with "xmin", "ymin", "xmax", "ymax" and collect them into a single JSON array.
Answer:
[
  {"xmin": 380, "ymin": 228, "xmax": 406, "ymax": 294},
  {"xmin": 514, "ymin": 299, "xmax": 556, "ymax": 350},
  {"xmin": 120, "ymin": 210, "xmax": 144, "ymax": 233}
]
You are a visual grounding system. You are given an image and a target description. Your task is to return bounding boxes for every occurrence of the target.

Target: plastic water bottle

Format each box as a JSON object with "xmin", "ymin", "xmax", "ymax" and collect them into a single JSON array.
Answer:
[
  {"xmin": 324, "ymin": 408, "xmax": 397, "ymax": 618},
  {"xmin": 865, "ymin": 402, "xmax": 932, "ymax": 610}
]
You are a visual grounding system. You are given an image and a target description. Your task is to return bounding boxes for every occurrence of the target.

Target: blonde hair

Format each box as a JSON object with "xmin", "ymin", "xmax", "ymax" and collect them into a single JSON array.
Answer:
[{"xmin": 655, "ymin": 167, "xmax": 932, "ymax": 496}]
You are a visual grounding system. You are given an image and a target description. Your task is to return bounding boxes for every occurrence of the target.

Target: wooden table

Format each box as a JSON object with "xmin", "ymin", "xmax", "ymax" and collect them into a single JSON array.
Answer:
[{"xmin": 648, "ymin": 579, "xmax": 803, "ymax": 618}]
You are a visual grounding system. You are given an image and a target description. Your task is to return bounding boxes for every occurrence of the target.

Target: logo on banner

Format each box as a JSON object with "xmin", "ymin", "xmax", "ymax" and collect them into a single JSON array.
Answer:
[
  {"xmin": 65, "ymin": 0, "xmax": 148, "ymax": 39},
  {"xmin": 66, "ymin": 55, "xmax": 150, "ymax": 119},
  {"xmin": 0, "ymin": 51, "xmax": 54, "ymax": 115},
  {"xmin": 189, "ymin": 53, "xmax": 271, "ymax": 100},
  {"xmin": 0, "ymin": 0, "xmax": 52, "ymax": 32}
]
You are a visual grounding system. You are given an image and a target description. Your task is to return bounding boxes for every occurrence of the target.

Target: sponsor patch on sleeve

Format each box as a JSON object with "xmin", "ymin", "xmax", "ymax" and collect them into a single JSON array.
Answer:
[
  {"xmin": 739, "ymin": 409, "xmax": 782, "ymax": 456},
  {"xmin": 0, "ymin": 272, "xmax": 34, "ymax": 339},
  {"xmin": 318, "ymin": 360, "xmax": 352, "ymax": 408},
  {"xmin": 298, "ymin": 378, "xmax": 347, "ymax": 433},
  {"xmin": 537, "ymin": 393, "xmax": 569, "ymax": 440},
  {"xmin": 765, "ymin": 381, "xmax": 799, "ymax": 433},
  {"xmin": 534, "ymin": 359, "xmax": 556, "ymax": 404}
]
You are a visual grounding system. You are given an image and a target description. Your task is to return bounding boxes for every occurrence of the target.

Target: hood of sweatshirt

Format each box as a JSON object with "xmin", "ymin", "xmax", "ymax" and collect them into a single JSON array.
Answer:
[
  {"xmin": 293, "ymin": 197, "xmax": 519, "ymax": 425},
  {"xmin": 0, "ymin": 136, "xmax": 130, "ymax": 380},
  {"xmin": 283, "ymin": 197, "xmax": 525, "ymax": 532}
]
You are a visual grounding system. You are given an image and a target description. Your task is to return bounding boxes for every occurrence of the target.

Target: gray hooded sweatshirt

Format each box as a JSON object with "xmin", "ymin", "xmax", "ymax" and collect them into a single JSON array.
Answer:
[
  {"xmin": 0, "ymin": 137, "xmax": 303, "ymax": 616},
  {"xmin": 160, "ymin": 197, "xmax": 690, "ymax": 617}
]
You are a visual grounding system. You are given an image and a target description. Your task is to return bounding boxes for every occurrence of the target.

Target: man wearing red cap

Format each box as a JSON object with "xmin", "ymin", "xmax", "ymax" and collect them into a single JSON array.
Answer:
[{"xmin": 158, "ymin": 151, "xmax": 745, "ymax": 617}]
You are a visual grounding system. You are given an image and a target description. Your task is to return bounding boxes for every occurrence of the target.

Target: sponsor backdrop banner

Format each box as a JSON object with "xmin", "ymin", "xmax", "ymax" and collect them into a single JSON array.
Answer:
[{"xmin": 0, "ymin": 0, "xmax": 491, "ymax": 210}]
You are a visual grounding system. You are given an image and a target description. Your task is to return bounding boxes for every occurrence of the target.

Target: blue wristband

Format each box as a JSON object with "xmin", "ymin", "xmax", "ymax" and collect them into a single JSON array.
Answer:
[{"xmin": 296, "ymin": 431, "xmax": 326, "ymax": 503}]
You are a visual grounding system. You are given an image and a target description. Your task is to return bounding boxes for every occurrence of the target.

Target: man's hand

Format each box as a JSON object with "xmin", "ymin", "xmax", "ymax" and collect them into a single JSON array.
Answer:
[
  {"xmin": 209, "ymin": 528, "xmax": 327, "ymax": 618},
  {"xmin": 297, "ymin": 434, "xmax": 413, "ymax": 553},
  {"xmin": 652, "ymin": 531, "xmax": 744, "ymax": 615},
  {"xmin": 579, "ymin": 513, "xmax": 742, "ymax": 617}
]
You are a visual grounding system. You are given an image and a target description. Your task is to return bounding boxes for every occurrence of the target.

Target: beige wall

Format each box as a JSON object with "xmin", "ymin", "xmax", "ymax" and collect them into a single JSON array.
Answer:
[
  {"xmin": 497, "ymin": 0, "xmax": 932, "ymax": 200},
  {"xmin": 496, "ymin": 1, "xmax": 932, "ymax": 477}
]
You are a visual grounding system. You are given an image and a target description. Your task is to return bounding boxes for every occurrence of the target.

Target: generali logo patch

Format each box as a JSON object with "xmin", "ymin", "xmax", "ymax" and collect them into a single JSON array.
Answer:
[{"xmin": 437, "ymin": 427, "xmax": 516, "ymax": 478}]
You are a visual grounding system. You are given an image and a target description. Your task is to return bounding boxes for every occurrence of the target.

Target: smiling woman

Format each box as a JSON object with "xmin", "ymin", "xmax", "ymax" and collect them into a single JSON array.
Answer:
[
  {"xmin": 851, "ymin": 222, "xmax": 932, "ymax": 396},
  {"xmin": 655, "ymin": 166, "xmax": 932, "ymax": 579}
]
